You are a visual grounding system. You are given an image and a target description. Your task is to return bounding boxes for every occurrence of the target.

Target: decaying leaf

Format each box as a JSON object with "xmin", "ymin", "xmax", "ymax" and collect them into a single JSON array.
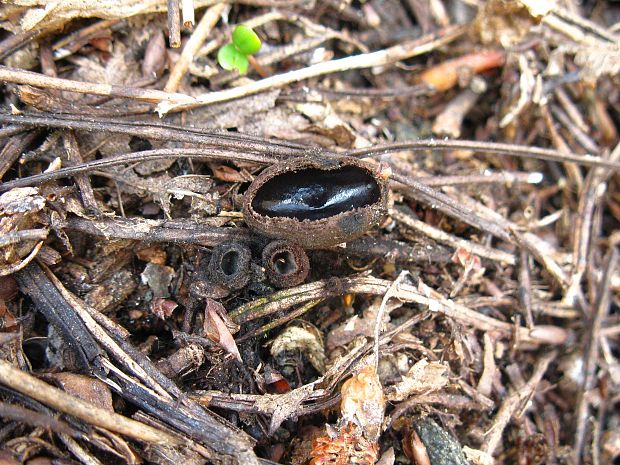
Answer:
[
  {"xmin": 327, "ymin": 297, "xmax": 403, "ymax": 350},
  {"xmin": 472, "ymin": 0, "xmax": 541, "ymax": 47},
  {"xmin": 340, "ymin": 365, "xmax": 385, "ymax": 441},
  {"xmin": 269, "ymin": 325, "xmax": 327, "ymax": 374},
  {"xmin": 296, "ymin": 101, "xmax": 370, "ymax": 148},
  {"xmin": 150, "ymin": 297, "xmax": 178, "ymax": 320},
  {"xmin": 463, "ymin": 446, "xmax": 494, "ymax": 465},
  {"xmin": 48, "ymin": 372, "xmax": 113, "ymax": 411},
  {"xmin": 0, "ymin": 188, "xmax": 46, "ymax": 215},
  {"xmin": 140, "ymin": 262, "xmax": 174, "ymax": 298},
  {"xmin": 0, "ymin": 188, "xmax": 49, "ymax": 274},
  {"xmin": 203, "ymin": 299, "xmax": 242, "ymax": 362},
  {"xmin": 142, "ymin": 29, "xmax": 167, "ymax": 79},
  {"xmin": 159, "ymin": 175, "xmax": 219, "ymax": 219},
  {"xmin": 255, "ymin": 382, "xmax": 319, "ymax": 435},
  {"xmin": 85, "ymin": 269, "xmax": 137, "ymax": 313},
  {"xmin": 0, "ymin": 301, "xmax": 18, "ymax": 332},
  {"xmin": 310, "ymin": 363, "xmax": 386, "ymax": 465},
  {"xmin": 385, "ymin": 359, "xmax": 449, "ymax": 402}
]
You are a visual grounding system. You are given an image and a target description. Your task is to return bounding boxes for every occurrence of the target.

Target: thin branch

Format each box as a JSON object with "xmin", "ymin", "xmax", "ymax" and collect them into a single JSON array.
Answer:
[
  {"xmin": 391, "ymin": 207, "xmax": 516, "ymax": 265},
  {"xmin": 0, "ymin": 65, "xmax": 196, "ymax": 104},
  {"xmin": 0, "ymin": 148, "xmax": 279, "ymax": 193},
  {"xmin": 0, "ymin": 359, "xmax": 184, "ymax": 445},
  {"xmin": 568, "ymin": 141, "xmax": 620, "ymax": 303},
  {"xmin": 167, "ymin": 0, "xmax": 182, "ymax": 48},
  {"xmin": 62, "ymin": 216, "xmax": 251, "ymax": 245},
  {"xmin": 0, "ymin": 112, "xmax": 309, "ymax": 154},
  {"xmin": 481, "ymin": 351, "xmax": 557, "ymax": 456},
  {"xmin": 230, "ymin": 275, "xmax": 564, "ymax": 345},
  {"xmin": 573, "ymin": 247, "xmax": 618, "ymax": 464},
  {"xmin": 347, "ymin": 139, "xmax": 620, "ymax": 169}
]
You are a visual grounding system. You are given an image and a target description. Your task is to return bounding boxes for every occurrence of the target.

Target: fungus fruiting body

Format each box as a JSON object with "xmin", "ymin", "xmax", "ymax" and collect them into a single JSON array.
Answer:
[
  {"xmin": 243, "ymin": 157, "xmax": 388, "ymax": 248},
  {"xmin": 207, "ymin": 242, "xmax": 252, "ymax": 290},
  {"xmin": 262, "ymin": 240, "xmax": 310, "ymax": 288}
]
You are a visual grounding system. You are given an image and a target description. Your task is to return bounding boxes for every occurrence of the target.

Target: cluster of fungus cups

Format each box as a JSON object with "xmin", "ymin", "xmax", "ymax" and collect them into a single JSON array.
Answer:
[
  {"xmin": 207, "ymin": 240, "xmax": 310, "ymax": 290},
  {"xmin": 242, "ymin": 157, "xmax": 389, "ymax": 249},
  {"xmin": 207, "ymin": 157, "xmax": 387, "ymax": 291}
]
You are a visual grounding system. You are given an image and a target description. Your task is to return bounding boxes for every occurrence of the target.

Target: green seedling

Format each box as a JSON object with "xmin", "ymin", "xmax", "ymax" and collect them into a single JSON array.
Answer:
[{"xmin": 217, "ymin": 25, "xmax": 262, "ymax": 75}]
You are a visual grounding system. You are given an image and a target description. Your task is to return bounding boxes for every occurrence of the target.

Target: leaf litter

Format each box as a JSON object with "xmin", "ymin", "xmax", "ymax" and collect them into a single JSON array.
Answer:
[{"xmin": 0, "ymin": 1, "xmax": 619, "ymax": 464}]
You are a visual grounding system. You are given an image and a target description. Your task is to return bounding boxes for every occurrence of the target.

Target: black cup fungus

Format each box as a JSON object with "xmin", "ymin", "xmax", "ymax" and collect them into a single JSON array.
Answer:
[{"xmin": 243, "ymin": 157, "xmax": 388, "ymax": 248}]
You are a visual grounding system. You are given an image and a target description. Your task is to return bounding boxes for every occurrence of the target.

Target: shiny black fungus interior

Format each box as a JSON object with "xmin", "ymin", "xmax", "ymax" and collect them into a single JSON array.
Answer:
[{"xmin": 251, "ymin": 166, "xmax": 380, "ymax": 221}]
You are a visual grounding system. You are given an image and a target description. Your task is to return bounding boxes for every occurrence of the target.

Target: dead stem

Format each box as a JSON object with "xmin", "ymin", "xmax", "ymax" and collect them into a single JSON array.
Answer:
[
  {"xmin": 391, "ymin": 207, "xmax": 516, "ymax": 265},
  {"xmin": 481, "ymin": 350, "xmax": 557, "ymax": 457},
  {"xmin": 568, "ymin": 142, "xmax": 620, "ymax": 305},
  {"xmin": 167, "ymin": 0, "xmax": 182, "ymax": 48},
  {"xmin": 0, "ymin": 148, "xmax": 279, "ymax": 193},
  {"xmin": 348, "ymin": 139, "xmax": 620, "ymax": 169},
  {"xmin": 62, "ymin": 216, "xmax": 252, "ymax": 246},
  {"xmin": 0, "ymin": 113, "xmax": 309, "ymax": 154},
  {"xmin": 230, "ymin": 275, "xmax": 565, "ymax": 345},
  {"xmin": 573, "ymin": 247, "xmax": 618, "ymax": 464},
  {"xmin": 0, "ymin": 65, "xmax": 196, "ymax": 103},
  {"xmin": 0, "ymin": 359, "xmax": 183, "ymax": 445}
]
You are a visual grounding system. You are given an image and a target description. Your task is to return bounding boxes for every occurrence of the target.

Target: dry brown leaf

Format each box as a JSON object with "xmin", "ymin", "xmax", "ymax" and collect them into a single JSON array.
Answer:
[
  {"xmin": 340, "ymin": 365, "xmax": 385, "ymax": 441},
  {"xmin": 0, "ymin": 301, "xmax": 18, "ymax": 332},
  {"xmin": 385, "ymin": 359, "xmax": 449, "ymax": 402},
  {"xmin": 142, "ymin": 29, "xmax": 167, "ymax": 79},
  {"xmin": 326, "ymin": 297, "xmax": 402, "ymax": 350},
  {"xmin": 296, "ymin": 101, "xmax": 370, "ymax": 149},
  {"xmin": 310, "ymin": 364, "xmax": 385, "ymax": 465},
  {"xmin": 49, "ymin": 372, "xmax": 113, "ymax": 411},
  {"xmin": 203, "ymin": 299, "xmax": 242, "ymax": 362},
  {"xmin": 210, "ymin": 165, "xmax": 248, "ymax": 183},
  {"xmin": 150, "ymin": 298, "xmax": 178, "ymax": 320},
  {"xmin": 190, "ymin": 90, "xmax": 281, "ymax": 130},
  {"xmin": 140, "ymin": 263, "xmax": 174, "ymax": 298}
]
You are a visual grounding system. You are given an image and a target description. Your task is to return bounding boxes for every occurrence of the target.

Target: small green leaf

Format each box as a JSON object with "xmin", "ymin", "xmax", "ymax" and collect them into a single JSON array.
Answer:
[
  {"xmin": 232, "ymin": 25, "xmax": 262, "ymax": 56},
  {"xmin": 217, "ymin": 43, "xmax": 249, "ymax": 74}
]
